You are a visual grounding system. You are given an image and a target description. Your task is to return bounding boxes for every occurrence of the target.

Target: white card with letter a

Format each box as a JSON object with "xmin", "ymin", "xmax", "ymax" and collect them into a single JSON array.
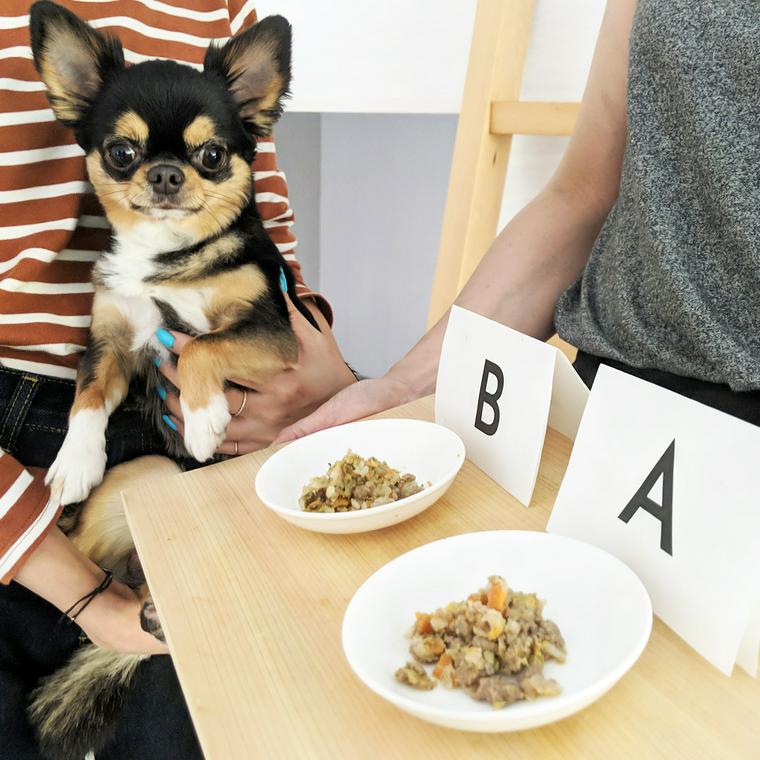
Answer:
[
  {"xmin": 547, "ymin": 365, "xmax": 760, "ymax": 675},
  {"xmin": 435, "ymin": 306, "xmax": 588, "ymax": 505}
]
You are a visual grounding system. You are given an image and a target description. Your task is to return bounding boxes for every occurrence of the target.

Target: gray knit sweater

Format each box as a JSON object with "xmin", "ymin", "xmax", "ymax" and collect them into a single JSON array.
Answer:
[{"xmin": 554, "ymin": 0, "xmax": 760, "ymax": 391}]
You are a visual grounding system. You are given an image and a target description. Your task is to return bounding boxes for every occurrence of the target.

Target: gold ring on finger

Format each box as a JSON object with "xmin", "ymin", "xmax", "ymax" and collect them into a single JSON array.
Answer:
[{"xmin": 232, "ymin": 389, "xmax": 248, "ymax": 418}]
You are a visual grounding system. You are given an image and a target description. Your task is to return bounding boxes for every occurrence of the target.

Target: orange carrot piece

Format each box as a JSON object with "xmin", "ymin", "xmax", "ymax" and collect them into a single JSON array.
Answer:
[
  {"xmin": 433, "ymin": 654, "xmax": 453, "ymax": 679},
  {"xmin": 415, "ymin": 612, "xmax": 433, "ymax": 635},
  {"xmin": 487, "ymin": 578, "xmax": 508, "ymax": 612}
]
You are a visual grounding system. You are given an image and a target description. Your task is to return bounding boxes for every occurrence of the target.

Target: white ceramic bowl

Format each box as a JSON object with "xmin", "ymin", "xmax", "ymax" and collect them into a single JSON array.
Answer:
[
  {"xmin": 342, "ymin": 530, "xmax": 652, "ymax": 732},
  {"xmin": 254, "ymin": 419, "xmax": 465, "ymax": 533}
]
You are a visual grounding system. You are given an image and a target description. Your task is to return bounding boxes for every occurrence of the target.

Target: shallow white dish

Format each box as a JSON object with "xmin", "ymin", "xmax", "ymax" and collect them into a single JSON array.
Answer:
[
  {"xmin": 255, "ymin": 419, "xmax": 465, "ymax": 534},
  {"xmin": 342, "ymin": 530, "xmax": 652, "ymax": 732}
]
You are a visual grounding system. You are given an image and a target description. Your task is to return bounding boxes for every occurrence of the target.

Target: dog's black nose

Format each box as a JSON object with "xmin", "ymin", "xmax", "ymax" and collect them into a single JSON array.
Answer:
[{"xmin": 147, "ymin": 164, "xmax": 185, "ymax": 195}]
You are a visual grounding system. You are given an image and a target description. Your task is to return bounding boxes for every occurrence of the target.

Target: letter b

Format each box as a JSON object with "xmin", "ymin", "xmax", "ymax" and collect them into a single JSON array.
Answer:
[{"xmin": 474, "ymin": 359, "xmax": 504, "ymax": 436}]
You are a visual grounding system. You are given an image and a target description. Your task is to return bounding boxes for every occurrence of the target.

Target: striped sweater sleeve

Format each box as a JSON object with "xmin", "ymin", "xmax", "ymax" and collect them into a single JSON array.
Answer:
[
  {"xmin": 252, "ymin": 138, "xmax": 332, "ymax": 324},
  {"xmin": 0, "ymin": 452, "xmax": 59, "ymax": 584}
]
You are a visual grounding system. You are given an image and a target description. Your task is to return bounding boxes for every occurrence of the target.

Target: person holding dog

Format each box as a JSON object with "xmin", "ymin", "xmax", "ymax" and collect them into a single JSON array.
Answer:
[
  {"xmin": 280, "ymin": 0, "xmax": 760, "ymax": 444},
  {"xmin": 0, "ymin": 2, "xmax": 355, "ymax": 758}
]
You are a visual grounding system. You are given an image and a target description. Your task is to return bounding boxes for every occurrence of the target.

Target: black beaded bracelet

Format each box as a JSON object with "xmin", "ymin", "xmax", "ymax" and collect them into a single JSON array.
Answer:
[{"xmin": 62, "ymin": 568, "xmax": 114, "ymax": 624}]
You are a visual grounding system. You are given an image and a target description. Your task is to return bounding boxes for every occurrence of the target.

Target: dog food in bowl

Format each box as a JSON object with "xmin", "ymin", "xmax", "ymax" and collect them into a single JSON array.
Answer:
[
  {"xmin": 394, "ymin": 575, "xmax": 566, "ymax": 708},
  {"xmin": 299, "ymin": 450, "xmax": 424, "ymax": 513}
]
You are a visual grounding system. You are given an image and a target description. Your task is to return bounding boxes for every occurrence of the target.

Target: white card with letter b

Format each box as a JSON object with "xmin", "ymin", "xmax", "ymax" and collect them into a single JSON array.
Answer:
[
  {"xmin": 547, "ymin": 365, "xmax": 760, "ymax": 675},
  {"xmin": 435, "ymin": 306, "xmax": 588, "ymax": 505}
]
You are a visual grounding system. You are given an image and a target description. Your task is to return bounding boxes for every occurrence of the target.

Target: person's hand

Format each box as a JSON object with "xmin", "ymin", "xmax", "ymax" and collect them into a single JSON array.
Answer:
[
  {"xmin": 275, "ymin": 374, "xmax": 420, "ymax": 443},
  {"xmin": 13, "ymin": 527, "xmax": 169, "ymax": 656},
  {"xmin": 157, "ymin": 296, "xmax": 357, "ymax": 454},
  {"xmin": 76, "ymin": 579, "xmax": 170, "ymax": 655}
]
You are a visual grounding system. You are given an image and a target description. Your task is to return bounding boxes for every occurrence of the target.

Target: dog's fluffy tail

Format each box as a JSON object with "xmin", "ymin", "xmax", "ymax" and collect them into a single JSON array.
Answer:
[{"xmin": 28, "ymin": 645, "xmax": 148, "ymax": 760}]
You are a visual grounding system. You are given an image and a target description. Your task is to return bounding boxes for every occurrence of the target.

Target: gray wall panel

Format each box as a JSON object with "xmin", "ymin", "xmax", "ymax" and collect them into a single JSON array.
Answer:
[{"xmin": 319, "ymin": 113, "xmax": 457, "ymax": 377}]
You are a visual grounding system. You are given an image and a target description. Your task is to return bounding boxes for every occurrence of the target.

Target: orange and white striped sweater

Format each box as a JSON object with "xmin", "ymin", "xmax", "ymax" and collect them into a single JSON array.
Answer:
[{"xmin": 0, "ymin": 1, "xmax": 321, "ymax": 582}]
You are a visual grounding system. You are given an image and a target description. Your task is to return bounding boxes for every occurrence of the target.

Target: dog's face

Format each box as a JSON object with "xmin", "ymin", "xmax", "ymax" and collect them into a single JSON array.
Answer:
[
  {"xmin": 81, "ymin": 62, "xmax": 261, "ymax": 242},
  {"xmin": 29, "ymin": 1, "xmax": 291, "ymax": 242}
]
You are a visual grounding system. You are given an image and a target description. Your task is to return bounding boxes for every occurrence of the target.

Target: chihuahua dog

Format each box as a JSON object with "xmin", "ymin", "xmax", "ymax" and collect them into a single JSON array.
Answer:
[
  {"xmin": 31, "ymin": 0, "xmax": 316, "ymax": 509},
  {"xmin": 26, "ymin": 2, "xmax": 313, "ymax": 757}
]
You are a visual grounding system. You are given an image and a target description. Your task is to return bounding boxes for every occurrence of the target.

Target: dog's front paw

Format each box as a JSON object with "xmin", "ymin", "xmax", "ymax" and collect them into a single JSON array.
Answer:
[
  {"xmin": 140, "ymin": 597, "xmax": 165, "ymax": 643},
  {"xmin": 45, "ymin": 425, "xmax": 107, "ymax": 506},
  {"xmin": 181, "ymin": 394, "xmax": 230, "ymax": 461}
]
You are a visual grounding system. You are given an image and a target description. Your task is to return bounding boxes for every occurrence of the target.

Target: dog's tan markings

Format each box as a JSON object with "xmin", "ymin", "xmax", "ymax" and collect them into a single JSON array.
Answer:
[
  {"xmin": 72, "ymin": 297, "xmax": 135, "ymax": 415},
  {"xmin": 178, "ymin": 328, "xmax": 297, "ymax": 412},
  {"xmin": 199, "ymin": 234, "xmax": 244, "ymax": 271},
  {"xmin": 85, "ymin": 153, "xmax": 145, "ymax": 231},
  {"xmin": 193, "ymin": 156, "xmax": 253, "ymax": 240},
  {"xmin": 183, "ymin": 115, "xmax": 216, "ymax": 149},
  {"xmin": 159, "ymin": 262, "xmax": 267, "ymax": 328},
  {"xmin": 225, "ymin": 34, "xmax": 286, "ymax": 134},
  {"xmin": 180, "ymin": 156, "xmax": 252, "ymax": 240},
  {"xmin": 36, "ymin": 21, "xmax": 106, "ymax": 124},
  {"xmin": 157, "ymin": 233, "xmax": 244, "ymax": 281},
  {"xmin": 88, "ymin": 143, "xmax": 251, "ymax": 241},
  {"xmin": 206, "ymin": 264, "xmax": 268, "ymax": 328},
  {"xmin": 179, "ymin": 161, "xmax": 203, "ymax": 199},
  {"xmin": 38, "ymin": 59, "xmax": 83, "ymax": 124},
  {"xmin": 114, "ymin": 111, "xmax": 149, "ymax": 145},
  {"xmin": 70, "ymin": 456, "xmax": 180, "ymax": 568}
]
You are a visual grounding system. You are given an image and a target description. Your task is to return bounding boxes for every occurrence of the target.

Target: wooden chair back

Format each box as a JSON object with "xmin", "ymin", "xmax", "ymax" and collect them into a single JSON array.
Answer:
[{"xmin": 428, "ymin": 0, "xmax": 580, "ymax": 359}]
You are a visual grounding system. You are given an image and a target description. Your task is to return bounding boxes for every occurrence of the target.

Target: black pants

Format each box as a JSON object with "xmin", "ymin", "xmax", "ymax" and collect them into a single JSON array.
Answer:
[
  {"xmin": 573, "ymin": 351, "xmax": 760, "ymax": 426},
  {"xmin": 0, "ymin": 367, "xmax": 203, "ymax": 760}
]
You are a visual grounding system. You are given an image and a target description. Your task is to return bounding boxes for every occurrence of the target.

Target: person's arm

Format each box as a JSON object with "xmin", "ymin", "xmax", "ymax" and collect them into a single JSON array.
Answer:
[
  {"xmin": 0, "ymin": 458, "xmax": 166, "ymax": 654},
  {"xmin": 0, "ymin": 455, "xmax": 60, "ymax": 585},
  {"xmin": 276, "ymin": 0, "xmax": 636, "ymax": 441},
  {"xmin": 14, "ymin": 526, "xmax": 168, "ymax": 654}
]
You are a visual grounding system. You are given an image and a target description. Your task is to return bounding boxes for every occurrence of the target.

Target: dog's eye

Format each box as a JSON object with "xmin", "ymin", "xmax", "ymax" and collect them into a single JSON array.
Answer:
[
  {"xmin": 199, "ymin": 144, "xmax": 227, "ymax": 171},
  {"xmin": 105, "ymin": 141, "xmax": 138, "ymax": 170}
]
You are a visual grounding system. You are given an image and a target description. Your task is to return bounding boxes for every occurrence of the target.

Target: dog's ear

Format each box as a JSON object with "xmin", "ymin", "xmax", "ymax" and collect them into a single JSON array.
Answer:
[
  {"xmin": 204, "ymin": 15, "xmax": 291, "ymax": 137},
  {"xmin": 29, "ymin": 1, "xmax": 124, "ymax": 128}
]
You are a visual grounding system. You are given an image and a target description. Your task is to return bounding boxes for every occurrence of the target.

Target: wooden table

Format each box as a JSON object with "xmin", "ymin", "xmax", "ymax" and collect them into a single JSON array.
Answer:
[{"xmin": 122, "ymin": 397, "xmax": 759, "ymax": 760}]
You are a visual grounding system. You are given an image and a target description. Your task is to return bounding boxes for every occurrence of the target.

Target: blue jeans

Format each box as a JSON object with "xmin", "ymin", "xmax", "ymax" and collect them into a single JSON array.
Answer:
[
  {"xmin": 0, "ymin": 366, "xmax": 204, "ymax": 760},
  {"xmin": 0, "ymin": 366, "xmax": 165, "ymax": 469}
]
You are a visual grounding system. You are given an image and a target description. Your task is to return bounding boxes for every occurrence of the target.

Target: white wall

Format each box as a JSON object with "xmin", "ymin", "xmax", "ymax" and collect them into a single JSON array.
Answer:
[
  {"xmin": 255, "ymin": 0, "xmax": 477, "ymax": 113},
  {"xmin": 499, "ymin": 0, "xmax": 604, "ymax": 228},
  {"xmin": 270, "ymin": 1, "xmax": 607, "ymax": 377}
]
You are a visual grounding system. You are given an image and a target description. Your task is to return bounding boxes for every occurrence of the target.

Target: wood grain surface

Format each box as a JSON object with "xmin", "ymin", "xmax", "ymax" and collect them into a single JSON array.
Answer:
[{"xmin": 123, "ymin": 396, "xmax": 758, "ymax": 760}]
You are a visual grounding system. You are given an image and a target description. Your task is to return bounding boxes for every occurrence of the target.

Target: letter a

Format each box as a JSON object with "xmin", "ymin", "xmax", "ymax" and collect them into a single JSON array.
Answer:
[
  {"xmin": 618, "ymin": 440, "xmax": 675, "ymax": 556},
  {"xmin": 474, "ymin": 359, "xmax": 504, "ymax": 436}
]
